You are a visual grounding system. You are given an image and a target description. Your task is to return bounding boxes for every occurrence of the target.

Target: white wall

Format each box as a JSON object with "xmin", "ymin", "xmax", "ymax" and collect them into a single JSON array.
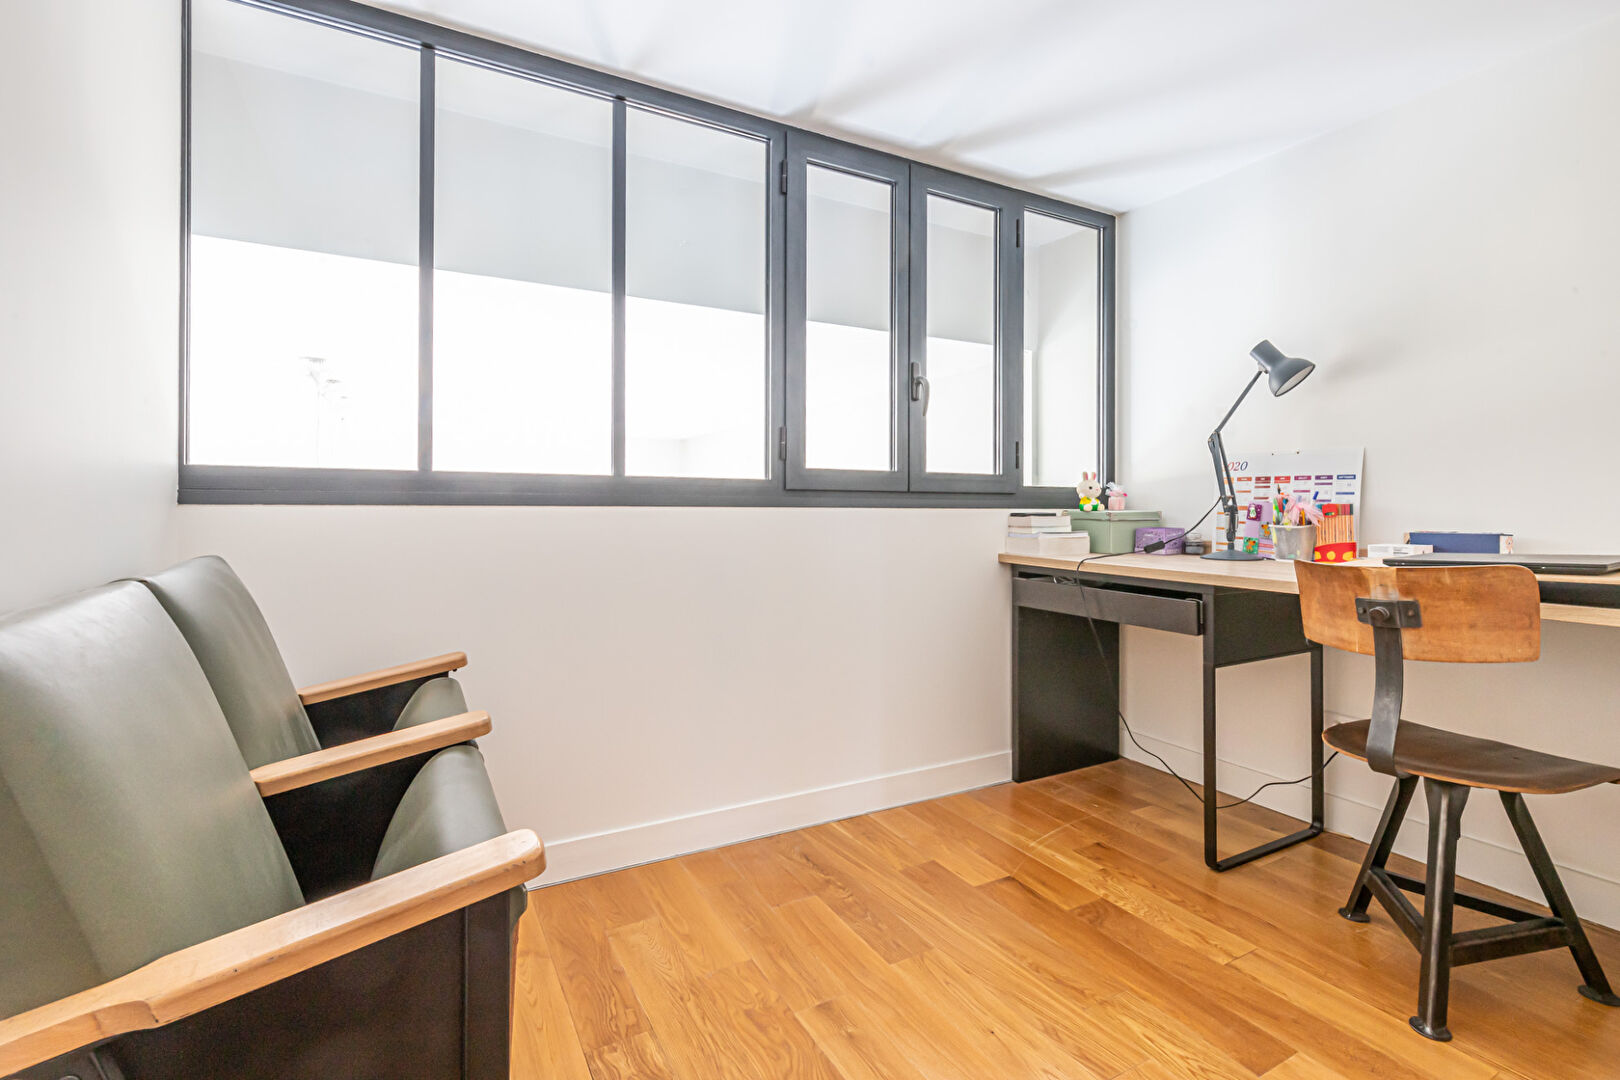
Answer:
[
  {"xmin": 174, "ymin": 506, "xmax": 1013, "ymax": 882},
  {"xmin": 1120, "ymin": 16, "xmax": 1620, "ymax": 924},
  {"xmin": 0, "ymin": 0, "xmax": 179, "ymax": 614}
]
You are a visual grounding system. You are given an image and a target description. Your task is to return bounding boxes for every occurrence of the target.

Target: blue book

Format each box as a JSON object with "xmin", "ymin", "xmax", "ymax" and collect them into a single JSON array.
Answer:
[{"xmin": 1404, "ymin": 531, "xmax": 1514, "ymax": 554}]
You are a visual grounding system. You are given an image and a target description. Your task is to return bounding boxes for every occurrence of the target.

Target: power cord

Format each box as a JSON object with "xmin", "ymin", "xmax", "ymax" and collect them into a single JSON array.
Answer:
[{"xmin": 1064, "ymin": 525, "xmax": 1336, "ymax": 810}]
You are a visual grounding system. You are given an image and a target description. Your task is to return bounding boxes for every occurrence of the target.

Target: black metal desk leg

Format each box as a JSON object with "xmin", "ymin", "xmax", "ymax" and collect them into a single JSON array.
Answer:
[
  {"xmin": 1202, "ymin": 655, "xmax": 1219, "ymax": 869},
  {"xmin": 1311, "ymin": 643, "xmax": 1325, "ymax": 830},
  {"xmin": 1204, "ymin": 642, "xmax": 1327, "ymax": 872}
]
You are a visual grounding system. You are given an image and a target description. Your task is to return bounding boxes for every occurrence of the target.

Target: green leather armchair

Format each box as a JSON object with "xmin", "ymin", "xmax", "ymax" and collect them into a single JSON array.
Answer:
[
  {"xmin": 140, "ymin": 556, "xmax": 495, "ymax": 897},
  {"xmin": 0, "ymin": 582, "xmax": 542, "ymax": 1080}
]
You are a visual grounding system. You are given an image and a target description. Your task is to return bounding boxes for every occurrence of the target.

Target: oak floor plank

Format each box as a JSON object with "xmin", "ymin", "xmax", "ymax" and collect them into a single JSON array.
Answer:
[
  {"xmin": 520, "ymin": 759, "xmax": 1620, "ymax": 1080},
  {"xmin": 907, "ymin": 795, "xmax": 1102, "ymax": 909},
  {"xmin": 980, "ymin": 878, "xmax": 1294, "ymax": 1076},
  {"xmin": 769, "ymin": 829, "xmax": 933, "ymax": 963},
  {"xmin": 723, "ymin": 832, "xmax": 816, "ymax": 907},
  {"xmin": 1231, "ymin": 949, "xmax": 1497, "ymax": 1080},
  {"xmin": 584, "ymin": 1032, "xmax": 679, "ymax": 1080},
  {"xmin": 510, "ymin": 909, "xmax": 595, "ymax": 1080},
  {"xmin": 1073, "ymin": 898, "xmax": 1435, "ymax": 1080},
  {"xmin": 773, "ymin": 895, "xmax": 1033, "ymax": 1080},
  {"xmin": 893, "ymin": 946, "xmax": 1117, "ymax": 1080},
  {"xmin": 634, "ymin": 858, "xmax": 751, "ymax": 975},
  {"xmin": 866, "ymin": 804, "xmax": 1006, "ymax": 885},
  {"xmin": 795, "ymin": 997, "xmax": 932, "ymax": 1080},
  {"xmin": 697, "ymin": 876, "xmax": 843, "ymax": 1012},
  {"xmin": 1262, "ymin": 1054, "xmax": 1359, "ymax": 1080},
  {"xmin": 1086, "ymin": 991, "xmax": 1260, "ymax": 1080},
  {"xmin": 527, "ymin": 878, "xmax": 651, "ymax": 1052}
]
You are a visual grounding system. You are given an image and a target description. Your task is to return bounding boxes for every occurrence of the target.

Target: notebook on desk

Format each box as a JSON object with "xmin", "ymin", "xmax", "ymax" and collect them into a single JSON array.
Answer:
[{"xmin": 1381, "ymin": 553, "xmax": 1620, "ymax": 575}]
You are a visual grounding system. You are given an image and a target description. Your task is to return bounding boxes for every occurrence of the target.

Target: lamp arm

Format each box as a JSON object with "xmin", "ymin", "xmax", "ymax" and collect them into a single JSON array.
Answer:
[
  {"xmin": 1208, "ymin": 429, "xmax": 1239, "ymax": 546},
  {"xmin": 1208, "ymin": 369, "xmax": 1262, "ymax": 547},
  {"xmin": 1212, "ymin": 369, "xmax": 1263, "ymax": 436}
]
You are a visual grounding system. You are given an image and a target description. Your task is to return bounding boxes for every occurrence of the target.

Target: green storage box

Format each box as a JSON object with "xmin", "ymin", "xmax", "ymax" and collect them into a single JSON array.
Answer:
[{"xmin": 1068, "ymin": 509, "xmax": 1162, "ymax": 554}]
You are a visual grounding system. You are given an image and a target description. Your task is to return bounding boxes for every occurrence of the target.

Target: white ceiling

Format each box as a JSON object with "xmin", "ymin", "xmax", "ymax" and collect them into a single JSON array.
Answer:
[{"xmin": 378, "ymin": 0, "xmax": 1620, "ymax": 212}]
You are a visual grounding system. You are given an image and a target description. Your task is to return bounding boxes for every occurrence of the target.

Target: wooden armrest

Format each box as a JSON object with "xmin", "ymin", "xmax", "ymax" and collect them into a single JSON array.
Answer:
[
  {"xmin": 298, "ymin": 651, "xmax": 468, "ymax": 706},
  {"xmin": 0, "ymin": 829, "xmax": 542, "ymax": 1075},
  {"xmin": 250, "ymin": 711, "xmax": 491, "ymax": 797}
]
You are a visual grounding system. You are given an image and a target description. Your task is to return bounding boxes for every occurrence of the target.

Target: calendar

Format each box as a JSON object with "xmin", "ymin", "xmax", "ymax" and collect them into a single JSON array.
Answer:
[{"xmin": 1212, "ymin": 448, "xmax": 1364, "ymax": 557}]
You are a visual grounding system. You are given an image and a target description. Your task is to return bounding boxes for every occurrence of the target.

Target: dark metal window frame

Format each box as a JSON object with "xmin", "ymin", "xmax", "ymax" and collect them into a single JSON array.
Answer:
[{"xmin": 179, "ymin": 0, "xmax": 1116, "ymax": 508}]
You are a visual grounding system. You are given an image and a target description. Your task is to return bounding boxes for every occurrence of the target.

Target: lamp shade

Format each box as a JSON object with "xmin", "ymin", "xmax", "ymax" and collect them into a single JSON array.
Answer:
[{"xmin": 1251, "ymin": 340, "xmax": 1314, "ymax": 396}]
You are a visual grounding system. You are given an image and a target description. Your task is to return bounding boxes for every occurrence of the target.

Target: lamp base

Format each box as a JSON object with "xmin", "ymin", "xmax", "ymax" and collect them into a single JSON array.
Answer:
[{"xmin": 1201, "ymin": 549, "xmax": 1264, "ymax": 561}]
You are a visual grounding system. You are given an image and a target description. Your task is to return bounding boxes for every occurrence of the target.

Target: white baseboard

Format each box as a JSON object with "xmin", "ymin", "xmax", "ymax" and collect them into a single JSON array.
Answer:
[
  {"xmin": 529, "ymin": 750, "xmax": 1012, "ymax": 888},
  {"xmin": 1121, "ymin": 721, "xmax": 1620, "ymax": 930}
]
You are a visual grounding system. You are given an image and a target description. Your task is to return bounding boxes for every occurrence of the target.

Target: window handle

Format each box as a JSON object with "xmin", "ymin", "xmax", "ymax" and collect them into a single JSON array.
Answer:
[{"xmin": 910, "ymin": 362, "xmax": 931, "ymax": 416}]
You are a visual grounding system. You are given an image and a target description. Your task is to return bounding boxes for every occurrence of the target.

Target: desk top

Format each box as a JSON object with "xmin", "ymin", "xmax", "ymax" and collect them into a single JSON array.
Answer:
[{"xmin": 998, "ymin": 552, "xmax": 1620, "ymax": 628}]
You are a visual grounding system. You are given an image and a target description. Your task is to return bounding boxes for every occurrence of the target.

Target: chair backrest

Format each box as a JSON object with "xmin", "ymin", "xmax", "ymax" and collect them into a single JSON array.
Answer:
[
  {"xmin": 1294, "ymin": 561, "xmax": 1540, "ymax": 663},
  {"xmin": 0, "ymin": 582, "xmax": 304, "ymax": 1019},
  {"xmin": 141, "ymin": 555, "xmax": 319, "ymax": 768}
]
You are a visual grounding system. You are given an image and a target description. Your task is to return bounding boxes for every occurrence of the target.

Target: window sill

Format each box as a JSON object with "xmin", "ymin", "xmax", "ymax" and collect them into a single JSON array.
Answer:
[{"xmin": 178, "ymin": 465, "xmax": 1081, "ymax": 509}]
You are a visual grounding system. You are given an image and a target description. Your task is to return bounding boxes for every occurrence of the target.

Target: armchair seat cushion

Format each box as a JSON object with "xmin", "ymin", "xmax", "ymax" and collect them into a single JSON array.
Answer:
[
  {"xmin": 370, "ymin": 746, "xmax": 508, "ymax": 882},
  {"xmin": 392, "ymin": 676, "xmax": 470, "ymax": 731}
]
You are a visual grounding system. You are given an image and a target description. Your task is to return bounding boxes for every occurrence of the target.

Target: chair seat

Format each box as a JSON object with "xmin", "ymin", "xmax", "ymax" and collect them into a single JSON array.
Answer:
[{"xmin": 1325, "ymin": 720, "xmax": 1620, "ymax": 794}]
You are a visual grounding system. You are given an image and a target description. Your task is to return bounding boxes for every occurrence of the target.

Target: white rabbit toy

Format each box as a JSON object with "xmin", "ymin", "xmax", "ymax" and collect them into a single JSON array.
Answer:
[{"xmin": 1076, "ymin": 472, "xmax": 1104, "ymax": 513}]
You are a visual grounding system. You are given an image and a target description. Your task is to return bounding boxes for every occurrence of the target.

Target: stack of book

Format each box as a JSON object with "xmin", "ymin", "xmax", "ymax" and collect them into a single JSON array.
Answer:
[{"xmin": 1005, "ymin": 512, "xmax": 1091, "ymax": 557}]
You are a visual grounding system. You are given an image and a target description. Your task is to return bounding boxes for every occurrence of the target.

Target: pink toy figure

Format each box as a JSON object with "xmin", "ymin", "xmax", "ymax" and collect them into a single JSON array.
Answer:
[{"xmin": 1105, "ymin": 481, "xmax": 1127, "ymax": 511}]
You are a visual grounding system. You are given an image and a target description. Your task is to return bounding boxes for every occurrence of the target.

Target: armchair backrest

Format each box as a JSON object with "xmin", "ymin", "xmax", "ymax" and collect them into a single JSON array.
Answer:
[
  {"xmin": 0, "ymin": 583, "xmax": 305, "ymax": 1019},
  {"xmin": 141, "ymin": 555, "xmax": 320, "ymax": 768}
]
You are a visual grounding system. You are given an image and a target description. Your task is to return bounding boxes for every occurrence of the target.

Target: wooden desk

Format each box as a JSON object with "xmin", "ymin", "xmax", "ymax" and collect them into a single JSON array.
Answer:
[
  {"xmin": 999, "ymin": 553, "xmax": 1620, "ymax": 628},
  {"xmin": 999, "ymin": 552, "xmax": 1620, "ymax": 873}
]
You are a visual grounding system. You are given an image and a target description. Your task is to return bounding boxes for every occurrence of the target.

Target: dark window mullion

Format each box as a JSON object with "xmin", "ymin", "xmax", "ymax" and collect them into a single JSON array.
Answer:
[
  {"xmin": 611, "ymin": 97, "xmax": 627, "ymax": 478},
  {"xmin": 416, "ymin": 46, "xmax": 435, "ymax": 472}
]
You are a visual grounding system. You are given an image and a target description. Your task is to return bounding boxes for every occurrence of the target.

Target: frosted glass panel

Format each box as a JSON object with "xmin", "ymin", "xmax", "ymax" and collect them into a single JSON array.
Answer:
[
  {"xmin": 804, "ymin": 165, "xmax": 893, "ymax": 472},
  {"xmin": 625, "ymin": 109, "xmax": 768, "ymax": 479},
  {"xmin": 924, "ymin": 195, "xmax": 997, "ymax": 475},
  {"xmin": 1023, "ymin": 212, "xmax": 1100, "ymax": 487},
  {"xmin": 188, "ymin": 0, "xmax": 418, "ymax": 468},
  {"xmin": 432, "ymin": 58, "xmax": 613, "ymax": 474}
]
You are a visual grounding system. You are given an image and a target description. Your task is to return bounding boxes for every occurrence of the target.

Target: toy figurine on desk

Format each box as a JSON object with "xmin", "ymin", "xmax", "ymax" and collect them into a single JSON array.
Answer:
[{"xmin": 1076, "ymin": 472, "xmax": 1104, "ymax": 512}]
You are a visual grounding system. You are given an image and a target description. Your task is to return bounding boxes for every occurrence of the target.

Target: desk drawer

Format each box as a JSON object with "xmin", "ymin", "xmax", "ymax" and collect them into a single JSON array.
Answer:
[{"xmin": 1013, "ymin": 577, "xmax": 1203, "ymax": 635}]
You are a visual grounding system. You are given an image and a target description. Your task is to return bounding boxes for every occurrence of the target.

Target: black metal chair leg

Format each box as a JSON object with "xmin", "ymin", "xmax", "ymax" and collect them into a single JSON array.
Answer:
[
  {"xmin": 1500, "ymin": 791, "xmax": 1620, "ymax": 1008},
  {"xmin": 1341, "ymin": 774, "xmax": 1418, "ymax": 922},
  {"xmin": 1412, "ymin": 779, "xmax": 1468, "ymax": 1041}
]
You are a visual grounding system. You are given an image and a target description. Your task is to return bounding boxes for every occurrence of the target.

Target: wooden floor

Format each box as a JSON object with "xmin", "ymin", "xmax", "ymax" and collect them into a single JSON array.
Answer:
[{"xmin": 512, "ymin": 760, "xmax": 1620, "ymax": 1080}]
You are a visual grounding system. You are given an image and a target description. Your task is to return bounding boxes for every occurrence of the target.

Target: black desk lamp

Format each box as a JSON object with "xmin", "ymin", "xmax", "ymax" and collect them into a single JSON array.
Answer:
[{"xmin": 1203, "ymin": 340, "xmax": 1316, "ymax": 561}]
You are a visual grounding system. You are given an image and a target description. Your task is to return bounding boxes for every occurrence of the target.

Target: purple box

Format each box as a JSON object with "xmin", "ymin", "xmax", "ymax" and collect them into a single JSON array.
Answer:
[{"xmin": 1135, "ymin": 526, "xmax": 1186, "ymax": 555}]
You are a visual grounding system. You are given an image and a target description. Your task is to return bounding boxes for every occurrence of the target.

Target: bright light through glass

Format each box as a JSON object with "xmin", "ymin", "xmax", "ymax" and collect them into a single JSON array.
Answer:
[
  {"xmin": 1022, "ymin": 211, "xmax": 1100, "ymax": 487},
  {"xmin": 432, "ymin": 58, "xmax": 613, "ymax": 475},
  {"xmin": 924, "ymin": 195, "xmax": 997, "ymax": 475},
  {"xmin": 625, "ymin": 109, "xmax": 768, "ymax": 479},
  {"xmin": 187, "ymin": 0, "xmax": 418, "ymax": 469},
  {"xmin": 805, "ymin": 165, "xmax": 893, "ymax": 472}
]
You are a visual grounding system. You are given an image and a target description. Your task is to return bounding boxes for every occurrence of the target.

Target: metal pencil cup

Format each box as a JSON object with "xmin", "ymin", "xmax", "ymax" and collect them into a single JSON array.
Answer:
[{"xmin": 1272, "ymin": 523, "xmax": 1318, "ymax": 562}]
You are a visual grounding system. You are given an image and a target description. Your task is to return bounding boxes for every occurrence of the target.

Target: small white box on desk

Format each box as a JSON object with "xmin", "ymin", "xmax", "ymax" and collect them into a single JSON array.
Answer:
[
  {"xmin": 1005, "ymin": 531, "xmax": 1092, "ymax": 557},
  {"xmin": 1369, "ymin": 543, "xmax": 1434, "ymax": 558},
  {"xmin": 1037, "ymin": 532, "xmax": 1092, "ymax": 557}
]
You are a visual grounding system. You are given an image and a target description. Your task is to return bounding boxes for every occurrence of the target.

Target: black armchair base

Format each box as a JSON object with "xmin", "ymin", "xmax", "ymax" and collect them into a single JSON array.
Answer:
[{"xmin": 10, "ymin": 891, "xmax": 520, "ymax": 1080}]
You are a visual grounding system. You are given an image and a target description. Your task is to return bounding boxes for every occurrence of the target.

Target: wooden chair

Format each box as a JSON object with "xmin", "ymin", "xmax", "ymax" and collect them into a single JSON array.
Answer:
[{"xmin": 1295, "ymin": 560, "xmax": 1620, "ymax": 1041}]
